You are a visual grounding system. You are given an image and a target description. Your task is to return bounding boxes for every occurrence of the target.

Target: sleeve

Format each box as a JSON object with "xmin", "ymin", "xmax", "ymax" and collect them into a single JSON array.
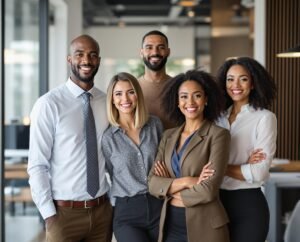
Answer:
[
  {"xmin": 155, "ymin": 116, "xmax": 164, "ymax": 139},
  {"xmin": 101, "ymin": 130, "xmax": 113, "ymax": 180},
  {"xmin": 148, "ymin": 131, "xmax": 175, "ymax": 199},
  {"xmin": 27, "ymin": 97, "xmax": 56, "ymax": 219},
  {"xmin": 241, "ymin": 112, "xmax": 277, "ymax": 183},
  {"xmin": 101, "ymin": 130, "xmax": 115, "ymax": 204},
  {"xmin": 181, "ymin": 129, "xmax": 231, "ymax": 207}
]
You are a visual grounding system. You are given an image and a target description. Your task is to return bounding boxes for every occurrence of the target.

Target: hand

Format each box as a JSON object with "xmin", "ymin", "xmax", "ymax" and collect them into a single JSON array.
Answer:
[
  {"xmin": 45, "ymin": 215, "xmax": 57, "ymax": 230},
  {"xmin": 172, "ymin": 191, "xmax": 182, "ymax": 201},
  {"xmin": 154, "ymin": 161, "xmax": 170, "ymax": 177},
  {"xmin": 197, "ymin": 161, "xmax": 215, "ymax": 184},
  {"xmin": 170, "ymin": 191, "xmax": 185, "ymax": 207},
  {"xmin": 248, "ymin": 149, "xmax": 266, "ymax": 164}
]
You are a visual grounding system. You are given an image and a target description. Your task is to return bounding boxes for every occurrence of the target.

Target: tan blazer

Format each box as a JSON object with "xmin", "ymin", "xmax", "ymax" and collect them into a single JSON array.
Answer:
[{"xmin": 148, "ymin": 120, "xmax": 230, "ymax": 242}]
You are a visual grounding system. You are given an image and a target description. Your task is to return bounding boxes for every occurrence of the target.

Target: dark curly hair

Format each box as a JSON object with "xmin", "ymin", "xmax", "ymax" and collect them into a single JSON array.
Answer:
[
  {"xmin": 216, "ymin": 57, "xmax": 276, "ymax": 109},
  {"xmin": 161, "ymin": 70, "xmax": 225, "ymax": 126}
]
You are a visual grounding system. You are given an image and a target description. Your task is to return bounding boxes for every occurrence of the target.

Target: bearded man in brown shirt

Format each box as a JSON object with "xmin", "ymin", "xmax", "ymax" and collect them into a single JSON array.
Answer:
[{"xmin": 139, "ymin": 30, "xmax": 176, "ymax": 129}]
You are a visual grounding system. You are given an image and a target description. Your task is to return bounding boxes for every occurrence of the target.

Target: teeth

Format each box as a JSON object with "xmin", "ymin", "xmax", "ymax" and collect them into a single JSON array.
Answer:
[
  {"xmin": 186, "ymin": 108, "xmax": 197, "ymax": 112},
  {"xmin": 232, "ymin": 90, "xmax": 242, "ymax": 94},
  {"xmin": 121, "ymin": 103, "xmax": 131, "ymax": 108},
  {"xmin": 150, "ymin": 57, "xmax": 161, "ymax": 62},
  {"xmin": 81, "ymin": 67, "xmax": 91, "ymax": 71}
]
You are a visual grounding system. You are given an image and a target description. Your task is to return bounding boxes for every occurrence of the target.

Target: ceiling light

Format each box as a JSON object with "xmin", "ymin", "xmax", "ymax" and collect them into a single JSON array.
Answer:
[
  {"xmin": 187, "ymin": 9, "xmax": 195, "ymax": 18},
  {"xmin": 178, "ymin": 0, "xmax": 198, "ymax": 7},
  {"xmin": 277, "ymin": 44, "xmax": 300, "ymax": 58}
]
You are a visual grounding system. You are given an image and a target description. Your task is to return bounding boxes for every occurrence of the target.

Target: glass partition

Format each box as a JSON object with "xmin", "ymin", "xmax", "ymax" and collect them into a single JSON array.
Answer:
[{"xmin": 4, "ymin": 0, "xmax": 43, "ymax": 241}]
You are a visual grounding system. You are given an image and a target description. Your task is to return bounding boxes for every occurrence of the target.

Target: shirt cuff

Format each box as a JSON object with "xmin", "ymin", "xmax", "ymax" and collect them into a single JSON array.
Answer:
[
  {"xmin": 241, "ymin": 163, "xmax": 254, "ymax": 183},
  {"xmin": 39, "ymin": 201, "xmax": 57, "ymax": 220}
]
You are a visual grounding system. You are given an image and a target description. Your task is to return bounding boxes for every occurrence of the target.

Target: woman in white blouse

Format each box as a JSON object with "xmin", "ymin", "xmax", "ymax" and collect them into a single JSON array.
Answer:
[{"xmin": 216, "ymin": 57, "xmax": 277, "ymax": 242}]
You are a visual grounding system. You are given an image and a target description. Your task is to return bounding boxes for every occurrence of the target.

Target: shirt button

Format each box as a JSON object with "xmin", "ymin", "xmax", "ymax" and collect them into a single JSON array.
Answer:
[
  {"xmin": 138, "ymin": 153, "xmax": 141, "ymax": 156},
  {"xmin": 160, "ymin": 188, "xmax": 164, "ymax": 193}
]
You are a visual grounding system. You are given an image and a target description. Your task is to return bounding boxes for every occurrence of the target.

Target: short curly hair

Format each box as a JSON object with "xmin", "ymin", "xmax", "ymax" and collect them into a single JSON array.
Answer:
[
  {"xmin": 161, "ymin": 69, "xmax": 225, "ymax": 126},
  {"xmin": 216, "ymin": 57, "xmax": 277, "ymax": 109}
]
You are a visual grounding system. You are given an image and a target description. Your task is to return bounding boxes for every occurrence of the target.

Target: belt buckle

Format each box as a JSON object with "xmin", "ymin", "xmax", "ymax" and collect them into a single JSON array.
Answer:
[{"xmin": 84, "ymin": 200, "xmax": 91, "ymax": 208}]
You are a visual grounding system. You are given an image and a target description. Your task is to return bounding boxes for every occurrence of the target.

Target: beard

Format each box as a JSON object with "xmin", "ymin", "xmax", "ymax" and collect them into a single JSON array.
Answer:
[
  {"xmin": 70, "ymin": 64, "xmax": 99, "ymax": 83},
  {"xmin": 143, "ymin": 55, "xmax": 168, "ymax": 71}
]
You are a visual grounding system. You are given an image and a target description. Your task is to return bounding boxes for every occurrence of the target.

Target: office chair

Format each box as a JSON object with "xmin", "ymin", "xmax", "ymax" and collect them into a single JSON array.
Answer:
[{"xmin": 284, "ymin": 200, "xmax": 300, "ymax": 242}]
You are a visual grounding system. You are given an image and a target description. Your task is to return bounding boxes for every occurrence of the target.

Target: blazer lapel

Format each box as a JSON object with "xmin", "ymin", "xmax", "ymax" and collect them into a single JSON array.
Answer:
[
  {"xmin": 164, "ymin": 125, "xmax": 184, "ymax": 178},
  {"xmin": 180, "ymin": 120, "xmax": 211, "ymax": 168}
]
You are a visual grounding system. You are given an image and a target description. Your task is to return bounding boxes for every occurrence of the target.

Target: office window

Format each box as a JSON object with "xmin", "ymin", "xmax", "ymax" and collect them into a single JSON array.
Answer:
[
  {"xmin": 4, "ymin": 0, "xmax": 43, "ymax": 241},
  {"xmin": 5, "ymin": 0, "xmax": 39, "ymax": 124}
]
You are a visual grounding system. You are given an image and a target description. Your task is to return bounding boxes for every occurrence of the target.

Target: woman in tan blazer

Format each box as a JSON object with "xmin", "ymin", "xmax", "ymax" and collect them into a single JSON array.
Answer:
[{"xmin": 148, "ymin": 70, "xmax": 230, "ymax": 242}]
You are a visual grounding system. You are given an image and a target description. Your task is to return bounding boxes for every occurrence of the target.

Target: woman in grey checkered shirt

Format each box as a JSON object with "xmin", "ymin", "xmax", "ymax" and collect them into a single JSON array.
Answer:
[{"xmin": 102, "ymin": 72, "xmax": 163, "ymax": 242}]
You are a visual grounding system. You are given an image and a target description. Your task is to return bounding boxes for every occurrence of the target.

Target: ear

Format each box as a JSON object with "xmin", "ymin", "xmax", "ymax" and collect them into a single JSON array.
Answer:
[
  {"xmin": 139, "ymin": 49, "xmax": 144, "ymax": 58},
  {"xmin": 67, "ymin": 55, "xmax": 72, "ymax": 64},
  {"xmin": 167, "ymin": 48, "xmax": 171, "ymax": 57}
]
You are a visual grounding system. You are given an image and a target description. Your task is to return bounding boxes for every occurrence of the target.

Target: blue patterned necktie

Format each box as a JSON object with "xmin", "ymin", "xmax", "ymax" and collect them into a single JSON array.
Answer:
[{"xmin": 82, "ymin": 92, "xmax": 99, "ymax": 197}]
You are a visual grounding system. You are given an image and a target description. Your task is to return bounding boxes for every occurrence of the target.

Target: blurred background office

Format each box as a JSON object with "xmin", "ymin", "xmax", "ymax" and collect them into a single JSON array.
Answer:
[{"xmin": 0, "ymin": 0, "xmax": 299, "ymax": 242}]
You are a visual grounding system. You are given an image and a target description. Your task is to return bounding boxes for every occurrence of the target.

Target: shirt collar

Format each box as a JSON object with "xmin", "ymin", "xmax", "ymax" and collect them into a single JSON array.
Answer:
[
  {"xmin": 111, "ymin": 125, "xmax": 121, "ymax": 134},
  {"xmin": 66, "ymin": 78, "xmax": 98, "ymax": 98},
  {"xmin": 225, "ymin": 103, "xmax": 254, "ymax": 118},
  {"xmin": 110, "ymin": 120, "xmax": 149, "ymax": 134}
]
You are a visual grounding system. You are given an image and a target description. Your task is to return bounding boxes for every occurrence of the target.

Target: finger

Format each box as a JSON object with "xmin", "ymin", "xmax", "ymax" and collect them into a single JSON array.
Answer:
[
  {"xmin": 154, "ymin": 167, "xmax": 162, "ymax": 176},
  {"xmin": 203, "ymin": 161, "xmax": 212, "ymax": 169},
  {"xmin": 203, "ymin": 171, "xmax": 215, "ymax": 176},
  {"xmin": 252, "ymin": 148, "xmax": 263, "ymax": 154}
]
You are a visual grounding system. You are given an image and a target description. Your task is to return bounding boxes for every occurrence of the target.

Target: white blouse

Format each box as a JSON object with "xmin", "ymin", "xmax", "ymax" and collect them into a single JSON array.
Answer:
[{"xmin": 216, "ymin": 104, "xmax": 277, "ymax": 190}]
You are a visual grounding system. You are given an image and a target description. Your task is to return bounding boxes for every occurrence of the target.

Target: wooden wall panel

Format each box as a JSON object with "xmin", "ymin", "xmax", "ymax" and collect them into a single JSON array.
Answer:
[{"xmin": 266, "ymin": 0, "xmax": 300, "ymax": 160}]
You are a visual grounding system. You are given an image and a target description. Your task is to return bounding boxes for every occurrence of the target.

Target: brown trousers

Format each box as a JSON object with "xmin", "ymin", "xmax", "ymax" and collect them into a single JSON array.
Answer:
[{"xmin": 46, "ymin": 200, "xmax": 113, "ymax": 242}]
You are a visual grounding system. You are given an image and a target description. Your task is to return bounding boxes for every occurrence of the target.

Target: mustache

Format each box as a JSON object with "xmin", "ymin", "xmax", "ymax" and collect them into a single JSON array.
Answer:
[
  {"xmin": 149, "ymin": 54, "xmax": 163, "ymax": 59},
  {"xmin": 78, "ymin": 64, "xmax": 95, "ymax": 68}
]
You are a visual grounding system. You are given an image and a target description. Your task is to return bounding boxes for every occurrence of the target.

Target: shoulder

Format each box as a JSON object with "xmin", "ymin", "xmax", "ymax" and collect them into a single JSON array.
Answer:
[
  {"xmin": 144, "ymin": 115, "xmax": 164, "ymax": 136},
  {"xmin": 32, "ymin": 85, "xmax": 65, "ymax": 110},
  {"xmin": 250, "ymin": 108, "xmax": 277, "ymax": 122},
  {"xmin": 93, "ymin": 87, "xmax": 107, "ymax": 102},
  {"xmin": 148, "ymin": 115, "xmax": 163, "ymax": 127},
  {"xmin": 204, "ymin": 121, "xmax": 230, "ymax": 138},
  {"xmin": 162, "ymin": 126, "xmax": 180, "ymax": 138},
  {"xmin": 102, "ymin": 125, "xmax": 115, "ymax": 139},
  {"xmin": 210, "ymin": 122, "xmax": 229, "ymax": 133},
  {"xmin": 102, "ymin": 125, "xmax": 118, "ymax": 149}
]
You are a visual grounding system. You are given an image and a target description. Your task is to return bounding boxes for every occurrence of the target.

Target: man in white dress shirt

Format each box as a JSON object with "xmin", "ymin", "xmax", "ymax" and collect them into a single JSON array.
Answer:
[{"xmin": 28, "ymin": 35, "xmax": 112, "ymax": 242}]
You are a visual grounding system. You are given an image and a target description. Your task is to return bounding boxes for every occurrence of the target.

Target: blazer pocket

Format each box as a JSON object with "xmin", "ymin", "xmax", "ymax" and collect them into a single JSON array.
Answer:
[{"xmin": 210, "ymin": 214, "xmax": 229, "ymax": 229}]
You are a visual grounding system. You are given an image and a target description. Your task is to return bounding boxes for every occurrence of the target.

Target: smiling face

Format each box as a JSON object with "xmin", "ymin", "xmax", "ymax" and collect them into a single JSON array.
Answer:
[
  {"xmin": 112, "ymin": 80, "xmax": 137, "ymax": 116},
  {"xmin": 67, "ymin": 36, "xmax": 100, "ymax": 85},
  {"xmin": 178, "ymin": 80, "xmax": 207, "ymax": 121},
  {"xmin": 140, "ymin": 34, "xmax": 170, "ymax": 71},
  {"xmin": 226, "ymin": 64, "xmax": 253, "ymax": 106}
]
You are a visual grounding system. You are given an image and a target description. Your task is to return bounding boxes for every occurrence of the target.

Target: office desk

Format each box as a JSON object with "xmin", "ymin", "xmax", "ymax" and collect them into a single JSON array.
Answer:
[
  {"xmin": 265, "ymin": 172, "xmax": 300, "ymax": 242},
  {"xmin": 4, "ymin": 162, "xmax": 32, "ymax": 215},
  {"xmin": 5, "ymin": 163, "xmax": 28, "ymax": 179}
]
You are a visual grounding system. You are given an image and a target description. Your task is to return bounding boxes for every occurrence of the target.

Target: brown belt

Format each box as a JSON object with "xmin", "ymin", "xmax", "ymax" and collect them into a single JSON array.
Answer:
[{"xmin": 54, "ymin": 194, "xmax": 107, "ymax": 208}]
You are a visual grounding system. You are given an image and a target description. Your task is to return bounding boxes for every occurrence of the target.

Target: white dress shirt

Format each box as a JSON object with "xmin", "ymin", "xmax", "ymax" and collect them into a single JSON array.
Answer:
[
  {"xmin": 216, "ymin": 104, "xmax": 277, "ymax": 190},
  {"xmin": 28, "ymin": 79, "xmax": 109, "ymax": 219}
]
